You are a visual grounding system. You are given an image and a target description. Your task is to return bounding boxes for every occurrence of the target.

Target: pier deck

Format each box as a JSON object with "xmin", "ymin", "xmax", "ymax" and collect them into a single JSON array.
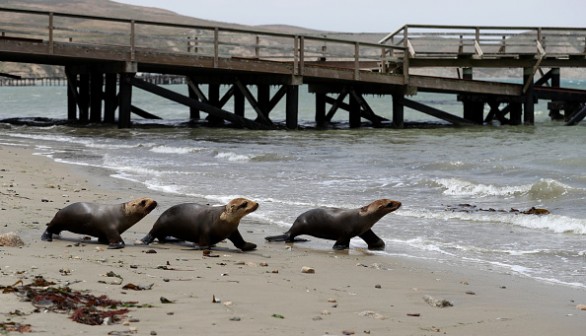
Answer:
[{"xmin": 0, "ymin": 7, "xmax": 585, "ymax": 128}]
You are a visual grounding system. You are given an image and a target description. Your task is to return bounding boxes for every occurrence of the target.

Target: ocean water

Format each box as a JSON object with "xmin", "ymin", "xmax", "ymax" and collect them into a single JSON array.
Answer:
[{"xmin": 1, "ymin": 81, "xmax": 585, "ymax": 289}]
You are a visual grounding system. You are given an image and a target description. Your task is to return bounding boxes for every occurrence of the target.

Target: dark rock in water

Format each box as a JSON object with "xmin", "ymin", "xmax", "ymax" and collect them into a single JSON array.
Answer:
[
  {"xmin": 0, "ymin": 117, "xmax": 68, "ymax": 126},
  {"xmin": 445, "ymin": 204, "xmax": 550, "ymax": 215},
  {"xmin": 521, "ymin": 207, "xmax": 550, "ymax": 215}
]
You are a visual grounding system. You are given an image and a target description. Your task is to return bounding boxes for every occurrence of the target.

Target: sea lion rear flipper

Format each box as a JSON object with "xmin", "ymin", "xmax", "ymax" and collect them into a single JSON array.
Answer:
[
  {"xmin": 265, "ymin": 233, "xmax": 290, "ymax": 242},
  {"xmin": 228, "ymin": 230, "xmax": 257, "ymax": 251},
  {"xmin": 139, "ymin": 233, "xmax": 154, "ymax": 245},
  {"xmin": 359, "ymin": 229, "xmax": 386, "ymax": 250}
]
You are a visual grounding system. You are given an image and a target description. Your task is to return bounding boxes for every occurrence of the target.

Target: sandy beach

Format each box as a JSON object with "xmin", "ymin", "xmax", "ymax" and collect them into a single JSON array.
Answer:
[{"xmin": 1, "ymin": 144, "xmax": 585, "ymax": 335}]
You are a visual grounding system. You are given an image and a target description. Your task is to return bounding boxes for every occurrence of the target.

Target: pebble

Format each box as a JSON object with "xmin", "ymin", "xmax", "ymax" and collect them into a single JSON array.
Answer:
[
  {"xmin": 301, "ymin": 266, "xmax": 315, "ymax": 274},
  {"xmin": 374, "ymin": 284, "xmax": 382, "ymax": 289},
  {"xmin": 423, "ymin": 295, "xmax": 453, "ymax": 308},
  {"xmin": 229, "ymin": 317, "xmax": 241, "ymax": 321},
  {"xmin": 0, "ymin": 232, "xmax": 25, "ymax": 247},
  {"xmin": 150, "ymin": 332, "xmax": 158, "ymax": 336}
]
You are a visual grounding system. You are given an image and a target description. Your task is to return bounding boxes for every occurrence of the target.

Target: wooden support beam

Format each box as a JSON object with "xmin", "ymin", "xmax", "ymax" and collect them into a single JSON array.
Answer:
[
  {"xmin": 523, "ymin": 67, "xmax": 535, "ymax": 125},
  {"xmin": 349, "ymin": 93, "xmax": 361, "ymax": 128},
  {"xmin": 392, "ymin": 92, "xmax": 404, "ymax": 128},
  {"xmin": 404, "ymin": 98, "xmax": 474, "ymax": 126},
  {"xmin": 78, "ymin": 73, "xmax": 90, "ymax": 122},
  {"xmin": 187, "ymin": 82, "xmax": 200, "ymax": 120},
  {"xmin": 130, "ymin": 105, "xmax": 162, "ymax": 119},
  {"xmin": 219, "ymin": 86, "xmax": 235, "ymax": 108},
  {"xmin": 234, "ymin": 86, "xmax": 245, "ymax": 117},
  {"xmin": 234, "ymin": 80, "xmax": 273, "ymax": 126},
  {"xmin": 104, "ymin": 73, "xmax": 117, "ymax": 123},
  {"xmin": 286, "ymin": 85, "xmax": 299, "ymax": 129},
  {"xmin": 510, "ymin": 102, "xmax": 522, "ymax": 125},
  {"xmin": 268, "ymin": 86, "xmax": 287, "ymax": 112},
  {"xmin": 348, "ymin": 88, "xmax": 387, "ymax": 126},
  {"xmin": 89, "ymin": 71, "xmax": 103, "ymax": 123},
  {"xmin": 315, "ymin": 92, "xmax": 326, "ymax": 127},
  {"xmin": 129, "ymin": 77, "xmax": 273, "ymax": 130},
  {"xmin": 65, "ymin": 68, "xmax": 78, "ymax": 121},
  {"xmin": 565, "ymin": 104, "xmax": 586, "ymax": 126},
  {"xmin": 325, "ymin": 88, "xmax": 349, "ymax": 122},
  {"xmin": 118, "ymin": 73, "xmax": 134, "ymax": 128},
  {"xmin": 207, "ymin": 83, "xmax": 224, "ymax": 126}
]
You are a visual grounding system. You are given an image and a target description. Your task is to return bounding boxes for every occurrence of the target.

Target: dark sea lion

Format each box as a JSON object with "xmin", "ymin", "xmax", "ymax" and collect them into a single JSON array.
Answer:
[
  {"xmin": 41, "ymin": 197, "xmax": 157, "ymax": 249},
  {"xmin": 265, "ymin": 199, "xmax": 401, "ymax": 250},
  {"xmin": 140, "ymin": 197, "xmax": 259, "ymax": 251}
]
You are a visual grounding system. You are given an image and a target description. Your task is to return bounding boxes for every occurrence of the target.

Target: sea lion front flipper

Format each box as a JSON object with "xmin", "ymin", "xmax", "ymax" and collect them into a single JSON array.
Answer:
[
  {"xmin": 41, "ymin": 229, "xmax": 53, "ymax": 242},
  {"xmin": 359, "ymin": 229, "xmax": 386, "ymax": 250},
  {"xmin": 104, "ymin": 231, "xmax": 125, "ymax": 249},
  {"xmin": 108, "ymin": 241, "xmax": 126, "ymax": 249},
  {"xmin": 332, "ymin": 238, "xmax": 350, "ymax": 250},
  {"xmin": 228, "ymin": 230, "xmax": 257, "ymax": 251}
]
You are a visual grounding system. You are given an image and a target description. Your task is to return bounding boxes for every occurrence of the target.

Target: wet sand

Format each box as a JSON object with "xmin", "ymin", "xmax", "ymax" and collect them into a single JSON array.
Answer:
[{"xmin": 1, "ymin": 144, "xmax": 585, "ymax": 335}]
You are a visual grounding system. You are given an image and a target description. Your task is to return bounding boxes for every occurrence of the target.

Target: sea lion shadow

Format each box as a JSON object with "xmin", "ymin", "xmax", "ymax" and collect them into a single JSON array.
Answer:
[
  {"xmin": 46, "ymin": 235, "xmax": 105, "ymax": 247},
  {"xmin": 143, "ymin": 238, "xmax": 258, "ymax": 254}
]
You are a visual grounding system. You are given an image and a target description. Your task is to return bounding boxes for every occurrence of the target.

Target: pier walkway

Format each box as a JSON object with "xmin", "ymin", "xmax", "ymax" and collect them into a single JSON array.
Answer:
[{"xmin": 0, "ymin": 7, "xmax": 585, "ymax": 128}]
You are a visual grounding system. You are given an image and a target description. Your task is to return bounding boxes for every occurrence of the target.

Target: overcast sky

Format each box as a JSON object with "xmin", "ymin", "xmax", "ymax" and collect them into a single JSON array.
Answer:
[{"xmin": 114, "ymin": 0, "xmax": 583, "ymax": 32}]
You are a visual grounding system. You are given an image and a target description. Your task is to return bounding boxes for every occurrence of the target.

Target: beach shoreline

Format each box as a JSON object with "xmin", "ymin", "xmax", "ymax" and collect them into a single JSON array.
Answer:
[{"xmin": 1, "ymin": 144, "xmax": 585, "ymax": 335}]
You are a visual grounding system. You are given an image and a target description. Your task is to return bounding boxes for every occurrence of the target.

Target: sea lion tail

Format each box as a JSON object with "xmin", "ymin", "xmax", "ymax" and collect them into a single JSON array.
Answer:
[
  {"xmin": 265, "ymin": 233, "xmax": 289, "ymax": 242},
  {"xmin": 265, "ymin": 233, "xmax": 308, "ymax": 243}
]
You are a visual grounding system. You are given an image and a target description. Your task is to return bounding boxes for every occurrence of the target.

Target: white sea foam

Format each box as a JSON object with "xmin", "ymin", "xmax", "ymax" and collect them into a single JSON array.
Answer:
[
  {"xmin": 215, "ymin": 151, "xmax": 252, "ymax": 162},
  {"xmin": 432, "ymin": 177, "xmax": 530, "ymax": 198},
  {"xmin": 400, "ymin": 207, "xmax": 586, "ymax": 235},
  {"xmin": 431, "ymin": 177, "xmax": 573, "ymax": 199},
  {"xmin": 151, "ymin": 145, "xmax": 206, "ymax": 154}
]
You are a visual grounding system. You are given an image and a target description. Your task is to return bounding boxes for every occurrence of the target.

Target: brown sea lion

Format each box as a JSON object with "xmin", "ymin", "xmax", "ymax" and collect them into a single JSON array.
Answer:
[
  {"xmin": 140, "ymin": 197, "xmax": 258, "ymax": 251},
  {"xmin": 265, "ymin": 199, "xmax": 401, "ymax": 250},
  {"xmin": 41, "ymin": 197, "xmax": 157, "ymax": 249}
]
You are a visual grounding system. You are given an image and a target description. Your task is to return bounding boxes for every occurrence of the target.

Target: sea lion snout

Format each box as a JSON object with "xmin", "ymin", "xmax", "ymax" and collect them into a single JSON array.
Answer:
[
  {"xmin": 385, "ymin": 200, "xmax": 401, "ymax": 211},
  {"xmin": 145, "ymin": 199, "xmax": 158, "ymax": 212},
  {"xmin": 130, "ymin": 197, "xmax": 158, "ymax": 214}
]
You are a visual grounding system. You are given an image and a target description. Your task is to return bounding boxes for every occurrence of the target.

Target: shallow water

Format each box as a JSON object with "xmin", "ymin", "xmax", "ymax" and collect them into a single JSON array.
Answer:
[{"xmin": 1, "ymin": 83, "xmax": 585, "ymax": 288}]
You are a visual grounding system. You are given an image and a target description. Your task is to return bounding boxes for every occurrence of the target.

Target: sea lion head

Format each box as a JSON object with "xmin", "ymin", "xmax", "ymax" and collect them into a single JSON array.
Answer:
[
  {"xmin": 124, "ymin": 197, "xmax": 158, "ymax": 217},
  {"xmin": 360, "ymin": 199, "xmax": 401, "ymax": 215},
  {"xmin": 220, "ymin": 198, "xmax": 259, "ymax": 224}
]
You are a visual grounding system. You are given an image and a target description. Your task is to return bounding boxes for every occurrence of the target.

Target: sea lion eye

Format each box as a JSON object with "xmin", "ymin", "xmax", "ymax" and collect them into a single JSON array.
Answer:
[
  {"xmin": 140, "ymin": 200, "xmax": 147, "ymax": 206},
  {"xmin": 239, "ymin": 202, "xmax": 248, "ymax": 209}
]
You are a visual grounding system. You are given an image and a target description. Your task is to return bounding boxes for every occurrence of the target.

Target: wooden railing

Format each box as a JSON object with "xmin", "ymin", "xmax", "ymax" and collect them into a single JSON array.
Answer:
[
  {"xmin": 0, "ymin": 7, "xmax": 405, "ymax": 78},
  {"xmin": 379, "ymin": 24, "xmax": 586, "ymax": 59}
]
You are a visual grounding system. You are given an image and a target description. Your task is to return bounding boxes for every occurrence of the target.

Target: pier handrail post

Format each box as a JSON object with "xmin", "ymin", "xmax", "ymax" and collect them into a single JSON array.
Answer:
[
  {"xmin": 129, "ymin": 20, "xmax": 135, "ymax": 61},
  {"xmin": 214, "ymin": 27, "xmax": 219, "ymax": 68},
  {"xmin": 354, "ymin": 41, "xmax": 360, "ymax": 80},
  {"xmin": 48, "ymin": 12, "xmax": 54, "ymax": 54},
  {"xmin": 255, "ymin": 35, "xmax": 260, "ymax": 58},
  {"xmin": 402, "ymin": 25, "xmax": 410, "ymax": 84},
  {"xmin": 293, "ymin": 35, "xmax": 299, "ymax": 76},
  {"xmin": 380, "ymin": 47, "xmax": 387, "ymax": 73},
  {"xmin": 299, "ymin": 36, "xmax": 305, "ymax": 76}
]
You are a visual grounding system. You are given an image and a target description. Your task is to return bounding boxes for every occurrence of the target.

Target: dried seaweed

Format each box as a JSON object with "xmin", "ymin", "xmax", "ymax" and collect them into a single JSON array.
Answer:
[
  {"xmin": 1, "ymin": 276, "xmax": 139, "ymax": 326},
  {"xmin": 0, "ymin": 321, "xmax": 32, "ymax": 333}
]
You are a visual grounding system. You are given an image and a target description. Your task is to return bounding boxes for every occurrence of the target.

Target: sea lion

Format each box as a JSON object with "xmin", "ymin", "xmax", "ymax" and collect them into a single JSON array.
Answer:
[
  {"xmin": 140, "ymin": 197, "xmax": 258, "ymax": 251},
  {"xmin": 265, "ymin": 199, "xmax": 401, "ymax": 250},
  {"xmin": 41, "ymin": 197, "xmax": 157, "ymax": 249}
]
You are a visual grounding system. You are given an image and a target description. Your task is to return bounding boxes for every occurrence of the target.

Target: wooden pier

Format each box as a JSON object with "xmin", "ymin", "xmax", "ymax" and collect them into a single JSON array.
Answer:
[{"xmin": 0, "ymin": 7, "xmax": 585, "ymax": 128}]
